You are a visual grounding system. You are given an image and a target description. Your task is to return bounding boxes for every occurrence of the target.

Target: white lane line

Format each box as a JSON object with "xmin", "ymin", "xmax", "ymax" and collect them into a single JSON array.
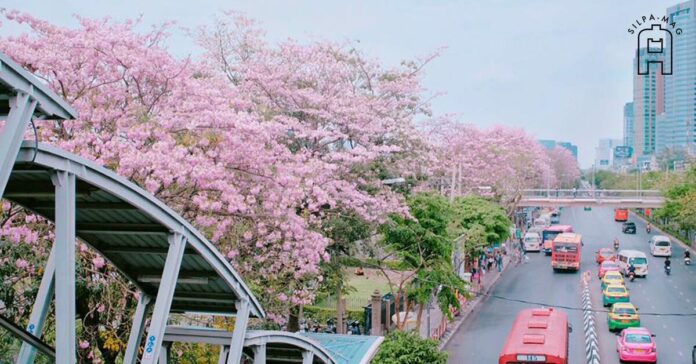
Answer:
[
  {"xmin": 651, "ymin": 304, "xmax": 656, "ymax": 310},
  {"xmin": 669, "ymin": 336, "xmax": 675, "ymax": 342},
  {"xmin": 680, "ymin": 291, "xmax": 684, "ymax": 296},
  {"xmin": 662, "ymin": 323, "xmax": 667, "ymax": 329},
  {"xmin": 687, "ymin": 298, "xmax": 691, "ymax": 303},
  {"xmin": 679, "ymin": 351, "xmax": 684, "ymax": 357}
]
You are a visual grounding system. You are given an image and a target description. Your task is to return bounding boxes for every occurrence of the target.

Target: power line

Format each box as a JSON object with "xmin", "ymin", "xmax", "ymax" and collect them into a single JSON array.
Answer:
[{"xmin": 470, "ymin": 290, "xmax": 696, "ymax": 317}]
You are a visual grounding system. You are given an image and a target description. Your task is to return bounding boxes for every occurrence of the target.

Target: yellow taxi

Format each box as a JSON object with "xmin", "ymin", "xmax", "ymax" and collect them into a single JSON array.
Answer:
[
  {"xmin": 607, "ymin": 302, "xmax": 640, "ymax": 331},
  {"xmin": 602, "ymin": 284, "xmax": 630, "ymax": 307},
  {"xmin": 601, "ymin": 271, "xmax": 624, "ymax": 289}
]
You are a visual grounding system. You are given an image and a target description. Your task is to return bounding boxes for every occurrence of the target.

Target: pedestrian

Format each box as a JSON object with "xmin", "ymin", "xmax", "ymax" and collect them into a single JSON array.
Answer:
[
  {"xmin": 496, "ymin": 253, "xmax": 503, "ymax": 272},
  {"xmin": 572, "ymin": 187, "xmax": 577, "ymax": 198},
  {"xmin": 487, "ymin": 255, "xmax": 494, "ymax": 271}
]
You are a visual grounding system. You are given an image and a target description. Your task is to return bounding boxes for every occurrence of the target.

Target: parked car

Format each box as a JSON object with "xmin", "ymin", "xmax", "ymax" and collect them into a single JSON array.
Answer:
[
  {"xmin": 649, "ymin": 235, "xmax": 672, "ymax": 257},
  {"xmin": 596, "ymin": 248, "xmax": 617, "ymax": 264},
  {"xmin": 598, "ymin": 260, "xmax": 621, "ymax": 279},
  {"xmin": 616, "ymin": 327, "xmax": 657, "ymax": 363},
  {"xmin": 607, "ymin": 302, "xmax": 640, "ymax": 331},
  {"xmin": 622, "ymin": 222, "xmax": 636, "ymax": 234}
]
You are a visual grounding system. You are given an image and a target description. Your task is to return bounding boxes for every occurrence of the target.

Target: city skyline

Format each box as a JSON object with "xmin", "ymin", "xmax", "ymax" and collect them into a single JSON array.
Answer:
[{"xmin": 2, "ymin": 0, "xmax": 679, "ymax": 168}]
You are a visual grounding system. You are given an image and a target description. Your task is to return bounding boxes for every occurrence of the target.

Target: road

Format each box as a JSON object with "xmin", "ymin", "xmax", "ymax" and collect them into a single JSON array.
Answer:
[{"xmin": 443, "ymin": 206, "xmax": 696, "ymax": 363}]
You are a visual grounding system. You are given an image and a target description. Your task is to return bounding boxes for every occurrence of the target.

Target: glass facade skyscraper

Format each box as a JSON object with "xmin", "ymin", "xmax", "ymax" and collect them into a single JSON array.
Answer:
[
  {"xmin": 632, "ymin": 48, "xmax": 665, "ymax": 159},
  {"xmin": 623, "ymin": 102, "xmax": 635, "ymax": 150},
  {"xmin": 658, "ymin": 1, "xmax": 696, "ymax": 154}
]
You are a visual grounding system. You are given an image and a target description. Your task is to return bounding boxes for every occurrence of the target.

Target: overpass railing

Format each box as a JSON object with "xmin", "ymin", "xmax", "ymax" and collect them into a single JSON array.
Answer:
[{"xmin": 521, "ymin": 189, "xmax": 663, "ymax": 200}]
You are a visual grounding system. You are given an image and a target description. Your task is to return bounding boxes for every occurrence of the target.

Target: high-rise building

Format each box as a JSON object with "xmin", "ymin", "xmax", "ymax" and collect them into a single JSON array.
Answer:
[
  {"xmin": 631, "ymin": 47, "xmax": 665, "ymax": 159},
  {"xmin": 538, "ymin": 139, "xmax": 578, "ymax": 160},
  {"xmin": 623, "ymin": 102, "xmax": 635, "ymax": 150},
  {"xmin": 594, "ymin": 138, "xmax": 622, "ymax": 170},
  {"xmin": 658, "ymin": 1, "xmax": 696, "ymax": 154}
]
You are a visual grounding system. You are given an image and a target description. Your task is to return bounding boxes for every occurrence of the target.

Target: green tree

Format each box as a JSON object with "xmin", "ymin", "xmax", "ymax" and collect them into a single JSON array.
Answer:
[
  {"xmin": 379, "ymin": 192, "xmax": 467, "ymax": 330},
  {"xmin": 450, "ymin": 196, "xmax": 511, "ymax": 270},
  {"xmin": 372, "ymin": 330, "xmax": 448, "ymax": 364}
]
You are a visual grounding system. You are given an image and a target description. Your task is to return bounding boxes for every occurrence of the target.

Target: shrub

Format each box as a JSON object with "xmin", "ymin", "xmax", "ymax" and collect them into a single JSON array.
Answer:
[{"xmin": 372, "ymin": 330, "xmax": 448, "ymax": 364}]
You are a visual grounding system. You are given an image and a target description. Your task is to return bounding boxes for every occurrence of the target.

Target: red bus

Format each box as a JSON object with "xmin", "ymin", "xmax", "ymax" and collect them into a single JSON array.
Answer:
[
  {"xmin": 542, "ymin": 225, "xmax": 573, "ymax": 256},
  {"xmin": 614, "ymin": 208, "xmax": 629, "ymax": 222},
  {"xmin": 499, "ymin": 307, "xmax": 570, "ymax": 364},
  {"xmin": 551, "ymin": 233, "xmax": 582, "ymax": 271}
]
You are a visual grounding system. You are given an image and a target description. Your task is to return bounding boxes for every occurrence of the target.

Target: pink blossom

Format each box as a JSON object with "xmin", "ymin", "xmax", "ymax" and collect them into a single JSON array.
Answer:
[
  {"xmin": 92, "ymin": 257, "xmax": 105, "ymax": 270},
  {"xmin": 14, "ymin": 259, "xmax": 29, "ymax": 269},
  {"xmin": 79, "ymin": 340, "xmax": 90, "ymax": 349}
]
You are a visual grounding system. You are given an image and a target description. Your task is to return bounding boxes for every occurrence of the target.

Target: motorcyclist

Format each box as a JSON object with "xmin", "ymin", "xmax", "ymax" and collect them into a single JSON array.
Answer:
[
  {"xmin": 685, "ymin": 250, "xmax": 691, "ymax": 259},
  {"xmin": 613, "ymin": 238, "xmax": 620, "ymax": 250},
  {"xmin": 628, "ymin": 263, "xmax": 636, "ymax": 278},
  {"xmin": 646, "ymin": 223, "xmax": 652, "ymax": 233},
  {"xmin": 665, "ymin": 257, "xmax": 671, "ymax": 274}
]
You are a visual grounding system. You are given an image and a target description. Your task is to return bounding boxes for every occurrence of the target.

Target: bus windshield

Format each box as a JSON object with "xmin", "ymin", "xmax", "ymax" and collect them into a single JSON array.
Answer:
[{"xmin": 543, "ymin": 231, "xmax": 561, "ymax": 242}]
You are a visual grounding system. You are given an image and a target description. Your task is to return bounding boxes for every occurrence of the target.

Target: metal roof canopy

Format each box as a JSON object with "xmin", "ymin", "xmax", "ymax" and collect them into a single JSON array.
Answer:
[
  {"xmin": 0, "ymin": 51, "xmax": 77, "ymax": 120},
  {"xmin": 163, "ymin": 326, "xmax": 338, "ymax": 364},
  {"xmin": 4, "ymin": 142, "xmax": 264, "ymax": 364},
  {"xmin": 7, "ymin": 142, "xmax": 264, "ymax": 316}
]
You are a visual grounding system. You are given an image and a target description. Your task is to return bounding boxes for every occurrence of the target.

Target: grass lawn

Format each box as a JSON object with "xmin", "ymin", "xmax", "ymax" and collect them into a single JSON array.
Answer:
[{"xmin": 316, "ymin": 268, "xmax": 404, "ymax": 310}]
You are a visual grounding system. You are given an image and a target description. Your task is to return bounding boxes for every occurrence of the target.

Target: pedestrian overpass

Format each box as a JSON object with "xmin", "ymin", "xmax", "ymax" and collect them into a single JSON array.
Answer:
[{"xmin": 518, "ymin": 189, "xmax": 665, "ymax": 208}]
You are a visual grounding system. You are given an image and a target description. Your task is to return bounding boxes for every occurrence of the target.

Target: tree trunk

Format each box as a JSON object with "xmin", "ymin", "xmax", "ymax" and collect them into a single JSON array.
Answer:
[
  {"xmin": 336, "ymin": 285, "xmax": 344, "ymax": 334},
  {"xmin": 415, "ymin": 303, "xmax": 424, "ymax": 332}
]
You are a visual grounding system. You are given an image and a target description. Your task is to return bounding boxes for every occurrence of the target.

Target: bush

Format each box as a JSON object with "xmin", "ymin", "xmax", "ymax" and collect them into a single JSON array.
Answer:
[{"xmin": 372, "ymin": 331, "xmax": 448, "ymax": 364}]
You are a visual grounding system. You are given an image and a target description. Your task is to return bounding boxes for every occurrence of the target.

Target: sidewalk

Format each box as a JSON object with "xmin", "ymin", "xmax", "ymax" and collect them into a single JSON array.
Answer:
[{"xmin": 438, "ymin": 254, "xmax": 511, "ymax": 349}]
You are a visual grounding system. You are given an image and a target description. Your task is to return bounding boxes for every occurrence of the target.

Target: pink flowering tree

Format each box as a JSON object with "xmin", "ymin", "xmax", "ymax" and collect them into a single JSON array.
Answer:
[
  {"xmin": 545, "ymin": 146, "xmax": 581, "ymax": 188},
  {"xmin": 0, "ymin": 10, "xmax": 433, "ymax": 358}
]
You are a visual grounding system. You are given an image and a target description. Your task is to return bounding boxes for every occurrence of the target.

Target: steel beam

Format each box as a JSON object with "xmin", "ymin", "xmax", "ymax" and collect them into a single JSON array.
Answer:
[
  {"xmin": 218, "ymin": 347, "xmax": 230, "ymax": 364},
  {"xmin": 140, "ymin": 233, "xmax": 186, "ymax": 364},
  {"xmin": 252, "ymin": 344, "xmax": 266, "ymax": 364},
  {"xmin": 0, "ymin": 92, "xmax": 36, "ymax": 198},
  {"xmin": 52, "ymin": 171, "xmax": 76, "ymax": 364},
  {"xmin": 226, "ymin": 299, "xmax": 251, "ymax": 364},
  {"xmin": 302, "ymin": 350, "xmax": 315, "ymax": 364},
  {"xmin": 123, "ymin": 293, "xmax": 152, "ymax": 364},
  {"xmin": 16, "ymin": 247, "xmax": 56, "ymax": 364}
]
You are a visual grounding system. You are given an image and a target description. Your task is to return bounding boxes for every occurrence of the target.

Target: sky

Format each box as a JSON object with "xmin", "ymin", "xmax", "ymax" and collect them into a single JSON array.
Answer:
[{"xmin": 0, "ymin": 0, "xmax": 682, "ymax": 167}]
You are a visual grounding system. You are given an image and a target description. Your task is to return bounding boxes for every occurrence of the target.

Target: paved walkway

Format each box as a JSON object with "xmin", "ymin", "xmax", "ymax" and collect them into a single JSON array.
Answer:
[{"xmin": 437, "ymin": 254, "xmax": 511, "ymax": 348}]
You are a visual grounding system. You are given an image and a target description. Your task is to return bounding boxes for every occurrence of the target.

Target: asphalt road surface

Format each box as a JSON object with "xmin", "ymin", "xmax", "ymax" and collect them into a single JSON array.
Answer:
[{"xmin": 444, "ymin": 206, "xmax": 696, "ymax": 364}]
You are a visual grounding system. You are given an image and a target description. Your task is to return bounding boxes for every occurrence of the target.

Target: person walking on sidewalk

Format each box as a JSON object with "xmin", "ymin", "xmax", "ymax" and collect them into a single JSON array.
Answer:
[{"xmin": 496, "ymin": 253, "xmax": 503, "ymax": 272}]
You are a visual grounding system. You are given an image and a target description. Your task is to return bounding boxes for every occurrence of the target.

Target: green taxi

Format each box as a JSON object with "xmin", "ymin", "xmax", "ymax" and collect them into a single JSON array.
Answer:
[
  {"xmin": 601, "ymin": 270, "xmax": 624, "ymax": 290},
  {"xmin": 607, "ymin": 302, "xmax": 640, "ymax": 331},
  {"xmin": 602, "ymin": 284, "xmax": 630, "ymax": 307}
]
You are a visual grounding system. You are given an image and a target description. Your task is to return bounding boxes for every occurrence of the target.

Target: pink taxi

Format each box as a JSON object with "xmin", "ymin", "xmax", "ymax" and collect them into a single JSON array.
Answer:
[{"xmin": 616, "ymin": 327, "xmax": 657, "ymax": 363}]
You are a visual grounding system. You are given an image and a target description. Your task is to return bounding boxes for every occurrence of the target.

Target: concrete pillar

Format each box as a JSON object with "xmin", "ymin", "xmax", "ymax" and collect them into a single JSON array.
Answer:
[
  {"xmin": 337, "ymin": 297, "xmax": 346, "ymax": 334},
  {"xmin": 371, "ymin": 290, "xmax": 382, "ymax": 336}
]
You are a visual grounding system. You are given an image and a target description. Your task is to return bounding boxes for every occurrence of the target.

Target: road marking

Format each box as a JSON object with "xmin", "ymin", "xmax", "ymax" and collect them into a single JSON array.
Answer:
[
  {"xmin": 669, "ymin": 336, "xmax": 675, "ymax": 342},
  {"xmin": 662, "ymin": 324, "xmax": 667, "ymax": 329},
  {"xmin": 679, "ymin": 351, "xmax": 684, "ymax": 357},
  {"xmin": 687, "ymin": 298, "xmax": 691, "ymax": 303}
]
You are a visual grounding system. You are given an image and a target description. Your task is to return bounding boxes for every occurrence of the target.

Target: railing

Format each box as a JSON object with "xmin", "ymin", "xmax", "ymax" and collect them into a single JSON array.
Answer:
[
  {"xmin": 522, "ymin": 189, "xmax": 662, "ymax": 199},
  {"xmin": 518, "ymin": 189, "xmax": 665, "ymax": 207}
]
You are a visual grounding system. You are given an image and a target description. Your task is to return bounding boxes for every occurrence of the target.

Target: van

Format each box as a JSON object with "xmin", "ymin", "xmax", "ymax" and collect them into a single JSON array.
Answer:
[
  {"xmin": 533, "ymin": 217, "xmax": 549, "ymax": 228},
  {"xmin": 523, "ymin": 232, "xmax": 542, "ymax": 252},
  {"xmin": 617, "ymin": 250, "xmax": 649, "ymax": 277},
  {"xmin": 649, "ymin": 235, "xmax": 672, "ymax": 257}
]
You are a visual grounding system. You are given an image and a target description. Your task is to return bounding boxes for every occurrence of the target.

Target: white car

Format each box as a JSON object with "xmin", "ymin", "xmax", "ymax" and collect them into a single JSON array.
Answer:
[
  {"xmin": 649, "ymin": 235, "xmax": 672, "ymax": 257},
  {"xmin": 617, "ymin": 249, "xmax": 649, "ymax": 277}
]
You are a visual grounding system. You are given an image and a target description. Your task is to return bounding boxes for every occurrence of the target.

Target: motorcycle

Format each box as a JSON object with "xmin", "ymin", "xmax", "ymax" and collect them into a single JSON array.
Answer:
[
  {"xmin": 613, "ymin": 241, "xmax": 620, "ymax": 251},
  {"xmin": 324, "ymin": 319, "xmax": 337, "ymax": 334},
  {"xmin": 686, "ymin": 256, "xmax": 692, "ymax": 266},
  {"xmin": 627, "ymin": 271, "xmax": 636, "ymax": 282},
  {"xmin": 347, "ymin": 320, "xmax": 361, "ymax": 335},
  {"xmin": 646, "ymin": 225, "xmax": 652, "ymax": 234},
  {"xmin": 665, "ymin": 265, "xmax": 671, "ymax": 276}
]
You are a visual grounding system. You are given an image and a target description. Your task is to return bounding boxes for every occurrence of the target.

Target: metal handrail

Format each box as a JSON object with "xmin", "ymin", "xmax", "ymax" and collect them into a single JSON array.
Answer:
[{"xmin": 0, "ymin": 314, "xmax": 55, "ymax": 359}]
